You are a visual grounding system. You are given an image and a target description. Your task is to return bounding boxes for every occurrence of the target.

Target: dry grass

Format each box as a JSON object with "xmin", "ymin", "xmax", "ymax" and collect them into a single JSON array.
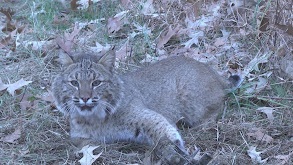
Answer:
[{"xmin": 0, "ymin": 0, "xmax": 292, "ymax": 164}]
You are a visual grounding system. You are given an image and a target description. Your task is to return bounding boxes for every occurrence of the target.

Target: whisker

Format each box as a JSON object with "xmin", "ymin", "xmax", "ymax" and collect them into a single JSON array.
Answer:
[{"xmin": 99, "ymin": 100, "xmax": 116, "ymax": 114}]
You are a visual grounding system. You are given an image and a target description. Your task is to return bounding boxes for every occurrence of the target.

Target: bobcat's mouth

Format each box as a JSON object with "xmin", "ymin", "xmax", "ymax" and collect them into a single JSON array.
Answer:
[{"xmin": 79, "ymin": 105, "xmax": 93, "ymax": 111}]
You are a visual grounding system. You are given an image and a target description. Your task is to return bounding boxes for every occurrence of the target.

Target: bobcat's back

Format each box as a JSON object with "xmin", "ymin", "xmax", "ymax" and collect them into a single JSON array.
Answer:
[{"xmin": 121, "ymin": 56, "xmax": 228, "ymax": 126}]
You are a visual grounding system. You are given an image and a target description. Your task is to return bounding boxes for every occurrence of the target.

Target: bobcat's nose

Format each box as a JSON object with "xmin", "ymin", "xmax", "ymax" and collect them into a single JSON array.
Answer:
[{"xmin": 81, "ymin": 97, "xmax": 90, "ymax": 103}]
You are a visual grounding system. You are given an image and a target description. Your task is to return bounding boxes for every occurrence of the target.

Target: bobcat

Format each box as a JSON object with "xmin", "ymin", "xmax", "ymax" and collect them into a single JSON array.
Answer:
[{"xmin": 52, "ymin": 50, "xmax": 241, "ymax": 164}]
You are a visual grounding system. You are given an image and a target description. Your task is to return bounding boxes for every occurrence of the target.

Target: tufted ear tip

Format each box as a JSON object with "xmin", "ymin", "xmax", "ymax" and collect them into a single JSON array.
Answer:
[{"xmin": 58, "ymin": 51, "xmax": 74, "ymax": 66}]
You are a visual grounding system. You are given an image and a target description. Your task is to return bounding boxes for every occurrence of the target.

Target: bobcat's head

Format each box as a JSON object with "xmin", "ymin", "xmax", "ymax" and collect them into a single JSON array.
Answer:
[{"xmin": 52, "ymin": 50, "xmax": 122, "ymax": 119}]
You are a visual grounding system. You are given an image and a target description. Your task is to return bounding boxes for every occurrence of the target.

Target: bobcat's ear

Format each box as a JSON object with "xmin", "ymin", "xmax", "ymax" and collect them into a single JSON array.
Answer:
[
  {"xmin": 59, "ymin": 51, "xmax": 74, "ymax": 66},
  {"xmin": 98, "ymin": 47, "xmax": 116, "ymax": 72}
]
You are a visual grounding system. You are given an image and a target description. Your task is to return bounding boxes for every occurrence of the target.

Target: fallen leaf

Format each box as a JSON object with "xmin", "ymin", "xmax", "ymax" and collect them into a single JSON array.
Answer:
[
  {"xmin": 280, "ymin": 54, "xmax": 293, "ymax": 79},
  {"xmin": 274, "ymin": 151, "xmax": 293, "ymax": 165},
  {"xmin": 71, "ymin": 0, "xmax": 81, "ymax": 10},
  {"xmin": 20, "ymin": 149, "xmax": 29, "ymax": 156},
  {"xmin": 141, "ymin": 0, "xmax": 155, "ymax": 15},
  {"xmin": 78, "ymin": 145, "xmax": 102, "ymax": 165},
  {"xmin": 0, "ymin": 127, "xmax": 21, "ymax": 143},
  {"xmin": 182, "ymin": 31, "xmax": 204, "ymax": 48},
  {"xmin": 192, "ymin": 146, "xmax": 201, "ymax": 161},
  {"xmin": 24, "ymin": 40, "xmax": 54, "ymax": 51},
  {"xmin": 120, "ymin": 0, "xmax": 132, "ymax": 8},
  {"xmin": 157, "ymin": 25, "xmax": 181, "ymax": 48},
  {"xmin": 143, "ymin": 151, "xmax": 161, "ymax": 165},
  {"xmin": 37, "ymin": 91, "xmax": 54, "ymax": 103},
  {"xmin": 115, "ymin": 39, "xmax": 131, "ymax": 61},
  {"xmin": 53, "ymin": 14, "xmax": 69, "ymax": 25},
  {"xmin": 107, "ymin": 10, "xmax": 129, "ymax": 33},
  {"xmin": 0, "ymin": 29, "xmax": 17, "ymax": 49},
  {"xmin": 7, "ymin": 79, "xmax": 32, "ymax": 96},
  {"xmin": 245, "ymin": 77, "xmax": 269, "ymax": 94},
  {"xmin": 243, "ymin": 52, "xmax": 272, "ymax": 75},
  {"xmin": 56, "ymin": 23, "xmax": 81, "ymax": 55},
  {"xmin": 129, "ymin": 23, "xmax": 151, "ymax": 38},
  {"xmin": 0, "ymin": 78, "xmax": 9, "ymax": 91},
  {"xmin": 89, "ymin": 42, "xmax": 111, "ymax": 53},
  {"xmin": 256, "ymin": 107, "xmax": 274, "ymax": 122},
  {"xmin": 214, "ymin": 30, "xmax": 230, "ymax": 47},
  {"xmin": 76, "ymin": 0, "xmax": 93, "ymax": 10},
  {"xmin": 17, "ymin": 93, "xmax": 40, "ymax": 111},
  {"xmin": 247, "ymin": 146, "xmax": 268, "ymax": 164},
  {"xmin": 2, "ymin": 21, "xmax": 16, "ymax": 33},
  {"xmin": 214, "ymin": 37, "xmax": 226, "ymax": 47},
  {"xmin": 247, "ymin": 130, "xmax": 273, "ymax": 143},
  {"xmin": 0, "ymin": 7, "xmax": 15, "ymax": 21},
  {"xmin": 140, "ymin": 54, "xmax": 159, "ymax": 63},
  {"xmin": 0, "ymin": 78, "xmax": 32, "ymax": 96}
]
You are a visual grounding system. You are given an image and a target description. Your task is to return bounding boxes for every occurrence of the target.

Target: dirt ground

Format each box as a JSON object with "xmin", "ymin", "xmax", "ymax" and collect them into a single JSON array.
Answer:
[{"xmin": 0, "ymin": 0, "xmax": 292, "ymax": 164}]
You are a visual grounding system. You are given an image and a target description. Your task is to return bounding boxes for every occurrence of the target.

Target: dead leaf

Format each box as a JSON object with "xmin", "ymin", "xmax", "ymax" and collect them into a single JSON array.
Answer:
[
  {"xmin": 274, "ymin": 151, "xmax": 293, "ymax": 165},
  {"xmin": 37, "ymin": 91, "xmax": 54, "ymax": 103},
  {"xmin": 280, "ymin": 54, "xmax": 293, "ymax": 79},
  {"xmin": 245, "ymin": 77, "xmax": 269, "ymax": 94},
  {"xmin": 0, "ymin": 33, "xmax": 11, "ymax": 49},
  {"xmin": 214, "ymin": 37, "xmax": 226, "ymax": 47},
  {"xmin": 247, "ymin": 146, "xmax": 268, "ymax": 164},
  {"xmin": 0, "ymin": 127, "xmax": 21, "ymax": 143},
  {"xmin": 71, "ymin": 0, "xmax": 81, "ymax": 10},
  {"xmin": 192, "ymin": 146, "xmax": 201, "ymax": 161},
  {"xmin": 115, "ymin": 39, "xmax": 131, "ymax": 61},
  {"xmin": 2, "ymin": 21, "xmax": 16, "ymax": 33},
  {"xmin": 140, "ymin": 54, "xmax": 160, "ymax": 63},
  {"xmin": 143, "ymin": 151, "xmax": 161, "ymax": 165},
  {"xmin": 247, "ymin": 130, "xmax": 273, "ymax": 143},
  {"xmin": 0, "ymin": 78, "xmax": 9, "ymax": 91},
  {"xmin": 214, "ymin": 30, "xmax": 230, "ymax": 47},
  {"xmin": 243, "ymin": 53, "xmax": 272, "ymax": 75},
  {"xmin": 107, "ymin": 10, "xmax": 129, "ymax": 33},
  {"xmin": 17, "ymin": 93, "xmax": 40, "ymax": 111},
  {"xmin": 20, "ymin": 149, "xmax": 29, "ymax": 156},
  {"xmin": 129, "ymin": 23, "xmax": 151, "ymax": 38},
  {"xmin": 157, "ymin": 25, "xmax": 181, "ymax": 48},
  {"xmin": 256, "ymin": 107, "xmax": 274, "ymax": 122},
  {"xmin": 0, "ymin": 78, "xmax": 32, "ymax": 96},
  {"xmin": 120, "ymin": 0, "xmax": 132, "ymax": 8},
  {"xmin": 0, "ymin": 29, "xmax": 17, "ymax": 49},
  {"xmin": 78, "ymin": 145, "xmax": 102, "ymax": 165},
  {"xmin": 76, "ymin": 0, "xmax": 93, "ymax": 10},
  {"xmin": 24, "ymin": 40, "xmax": 54, "ymax": 51},
  {"xmin": 141, "ymin": 0, "xmax": 155, "ymax": 15},
  {"xmin": 56, "ymin": 23, "xmax": 81, "ymax": 55},
  {"xmin": 275, "ymin": 23, "xmax": 293, "ymax": 37},
  {"xmin": 182, "ymin": 31, "xmax": 204, "ymax": 48},
  {"xmin": 89, "ymin": 42, "xmax": 111, "ymax": 53},
  {"xmin": 53, "ymin": 14, "xmax": 69, "ymax": 25},
  {"xmin": 0, "ymin": 7, "xmax": 15, "ymax": 21}
]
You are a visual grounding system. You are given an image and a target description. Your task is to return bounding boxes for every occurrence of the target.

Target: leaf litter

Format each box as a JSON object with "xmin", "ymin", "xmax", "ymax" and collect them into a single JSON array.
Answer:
[
  {"xmin": 0, "ymin": 78, "xmax": 32, "ymax": 96},
  {"xmin": 78, "ymin": 145, "xmax": 102, "ymax": 165}
]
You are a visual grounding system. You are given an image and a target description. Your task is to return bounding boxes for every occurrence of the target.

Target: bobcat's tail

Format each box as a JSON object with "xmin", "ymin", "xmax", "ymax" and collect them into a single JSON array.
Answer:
[{"xmin": 227, "ymin": 74, "xmax": 242, "ymax": 89}]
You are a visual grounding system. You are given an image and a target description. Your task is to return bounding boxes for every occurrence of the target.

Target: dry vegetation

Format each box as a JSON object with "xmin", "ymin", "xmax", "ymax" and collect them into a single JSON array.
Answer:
[{"xmin": 0, "ymin": 0, "xmax": 292, "ymax": 164}]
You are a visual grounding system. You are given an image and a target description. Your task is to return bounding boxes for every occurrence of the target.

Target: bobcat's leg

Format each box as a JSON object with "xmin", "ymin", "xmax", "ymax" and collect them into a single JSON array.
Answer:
[
  {"xmin": 125, "ymin": 106, "xmax": 185, "ymax": 150},
  {"xmin": 125, "ymin": 104, "xmax": 190, "ymax": 164}
]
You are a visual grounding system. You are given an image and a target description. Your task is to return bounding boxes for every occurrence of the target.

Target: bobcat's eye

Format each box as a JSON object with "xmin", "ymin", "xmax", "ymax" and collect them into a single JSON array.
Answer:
[
  {"xmin": 70, "ymin": 80, "xmax": 79, "ymax": 87},
  {"xmin": 92, "ymin": 80, "xmax": 101, "ymax": 87}
]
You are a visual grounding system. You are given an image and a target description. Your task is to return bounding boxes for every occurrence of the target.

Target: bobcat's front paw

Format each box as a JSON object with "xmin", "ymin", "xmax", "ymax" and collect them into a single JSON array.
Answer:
[
  {"xmin": 154, "ymin": 136, "xmax": 189, "ymax": 165},
  {"xmin": 169, "ymin": 131, "xmax": 188, "ymax": 155}
]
